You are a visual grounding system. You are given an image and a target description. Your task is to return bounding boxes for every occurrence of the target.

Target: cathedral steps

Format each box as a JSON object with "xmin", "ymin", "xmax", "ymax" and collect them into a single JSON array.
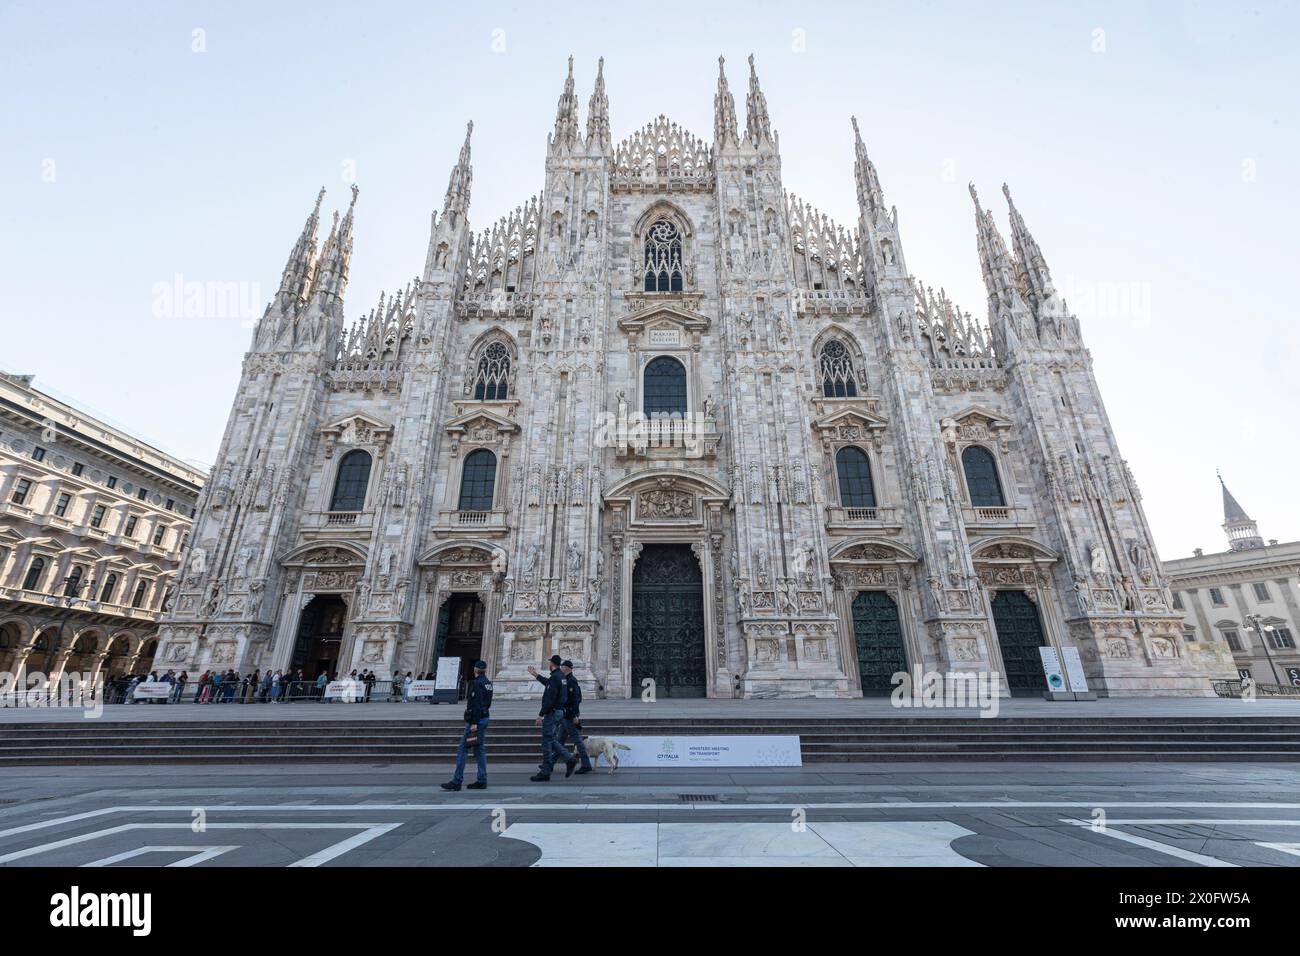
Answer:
[{"xmin": 2, "ymin": 717, "xmax": 1300, "ymax": 764}]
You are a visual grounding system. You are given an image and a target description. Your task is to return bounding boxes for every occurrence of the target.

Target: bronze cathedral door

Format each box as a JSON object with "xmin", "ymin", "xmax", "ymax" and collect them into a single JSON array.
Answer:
[{"xmin": 630, "ymin": 543, "xmax": 707, "ymax": 698}]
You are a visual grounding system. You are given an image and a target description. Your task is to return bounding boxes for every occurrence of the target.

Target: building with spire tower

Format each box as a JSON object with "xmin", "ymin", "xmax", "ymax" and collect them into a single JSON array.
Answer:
[
  {"xmin": 1164, "ymin": 477, "xmax": 1300, "ymax": 687},
  {"xmin": 155, "ymin": 57, "xmax": 1237, "ymax": 697}
]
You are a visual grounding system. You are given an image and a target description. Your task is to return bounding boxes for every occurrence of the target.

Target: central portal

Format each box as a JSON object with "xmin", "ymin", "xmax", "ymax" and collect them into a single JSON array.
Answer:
[
  {"xmin": 631, "ymin": 543, "xmax": 706, "ymax": 698},
  {"xmin": 432, "ymin": 593, "xmax": 486, "ymax": 695}
]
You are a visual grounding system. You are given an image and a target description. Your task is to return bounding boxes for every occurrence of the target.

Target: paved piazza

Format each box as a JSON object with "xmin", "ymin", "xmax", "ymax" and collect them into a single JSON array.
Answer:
[{"xmin": 2, "ymin": 761, "xmax": 1299, "ymax": 868}]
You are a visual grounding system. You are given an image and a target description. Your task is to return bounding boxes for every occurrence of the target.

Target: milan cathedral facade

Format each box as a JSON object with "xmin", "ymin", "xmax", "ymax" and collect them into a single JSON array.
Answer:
[{"xmin": 155, "ymin": 56, "xmax": 1235, "ymax": 698}]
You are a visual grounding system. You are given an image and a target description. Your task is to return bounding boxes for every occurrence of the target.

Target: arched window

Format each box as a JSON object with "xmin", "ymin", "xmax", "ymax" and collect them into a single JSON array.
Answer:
[
  {"xmin": 819, "ymin": 340, "xmax": 859, "ymax": 397},
  {"xmin": 643, "ymin": 219, "xmax": 684, "ymax": 292},
  {"xmin": 962, "ymin": 446, "xmax": 1005, "ymax": 507},
  {"xmin": 329, "ymin": 450, "xmax": 372, "ymax": 511},
  {"xmin": 643, "ymin": 356, "xmax": 688, "ymax": 417},
  {"xmin": 22, "ymin": 557, "xmax": 46, "ymax": 591},
  {"xmin": 471, "ymin": 341, "xmax": 511, "ymax": 401},
  {"xmin": 131, "ymin": 580, "xmax": 149, "ymax": 609},
  {"xmin": 63, "ymin": 565, "xmax": 83, "ymax": 598},
  {"xmin": 835, "ymin": 447, "xmax": 877, "ymax": 507},
  {"xmin": 457, "ymin": 449, "xmax": 497, "ymax": 512},
  {"xmin": 100, "ymin": 573, "xmax": 118, "ymax": 604}
]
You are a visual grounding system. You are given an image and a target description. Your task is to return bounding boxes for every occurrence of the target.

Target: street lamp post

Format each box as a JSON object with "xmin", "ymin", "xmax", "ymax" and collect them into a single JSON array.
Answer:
[{"xmin": 1243, "ymin": 612, "xmax": 1283, "ymax": 686}]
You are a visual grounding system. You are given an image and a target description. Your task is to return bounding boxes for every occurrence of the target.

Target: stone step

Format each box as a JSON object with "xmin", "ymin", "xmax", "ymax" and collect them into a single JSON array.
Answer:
[{"xmin": 2, "ymin": 749, "xmax": 1298, "ymax": 766}]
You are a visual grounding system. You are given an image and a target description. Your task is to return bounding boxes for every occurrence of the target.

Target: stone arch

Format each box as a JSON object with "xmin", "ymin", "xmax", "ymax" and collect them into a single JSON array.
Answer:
[
  {"xmin": 828, "ymin": 538, "xmax": 920, "ymax": 565},
  {"xmin": 970, "ymin": 536, "xmax": 1059, "ymax": 564},
  {"xmin": 280, "ymin": 540, "xmax": 370, "ymax": 567},
  {"xmin": 604, "ymin": 467, "xmax": 729, "ymax": 503}
]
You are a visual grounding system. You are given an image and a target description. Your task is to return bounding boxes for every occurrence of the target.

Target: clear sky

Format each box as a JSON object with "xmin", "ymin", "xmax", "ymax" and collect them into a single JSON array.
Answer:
[{"xmin": 2, "ymin": 0, "xmax": 1296, "ymax": 559}]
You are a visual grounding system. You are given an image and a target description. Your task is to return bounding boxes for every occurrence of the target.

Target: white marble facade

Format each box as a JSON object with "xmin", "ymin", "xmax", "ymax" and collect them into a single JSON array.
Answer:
[{"xmin": 155, "ymin": 56, "xmax": 1235, "ymax": 698}]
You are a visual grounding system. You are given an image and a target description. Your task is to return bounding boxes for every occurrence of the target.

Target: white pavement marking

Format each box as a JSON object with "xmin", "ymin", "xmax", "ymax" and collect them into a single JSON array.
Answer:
[
  {"xmin": 0, "ymin": 822, "xmax": 398, "ymax": 867},
  {"xmin": 502, "ymin": 821, "xmax": 981, "ymax": 867},
  {"xmin": 84, "ymin": 846, "xmax": 239, "ymax": 867},
  {"xmin": 4, "ymin": 803, "xmax": 1300, "ymax": 846},
  {"xmin": 1059, "ymin": 817, "xmax": 1300, "ymax": 867},
  {"xmin": 288, "ymin": 822, "xmax": 401, "ymax": 867},
  {"xmin": 4, "ymin": 800, "xmax": 1300, "ymax": 841},
  {"xmin": 1256, "ymin": 842, "xmax": 1300, "ymax": 858},
  {"xmin": 1062, "ymin": 818, "xmax": 1237, "ymax": 867}
]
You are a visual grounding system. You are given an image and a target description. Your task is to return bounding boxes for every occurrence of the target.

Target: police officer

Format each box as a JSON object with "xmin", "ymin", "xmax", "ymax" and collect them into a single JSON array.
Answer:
[
  {"xmin": 441, "ymin": 660, "xmax": 492, "ymax": 791},
  {"xmin": 559, "ymin": 660, "xmax": 592, "ymax": 774},
  {"xmin": 529, "ymin": 655, "xmax": 576, "ymax": 781}
]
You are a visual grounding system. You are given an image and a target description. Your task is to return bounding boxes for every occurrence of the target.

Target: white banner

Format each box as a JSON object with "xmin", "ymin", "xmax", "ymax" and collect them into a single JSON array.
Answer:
[
  {"xmin": 1038, "ymin": 647, "xmax": 1067, "ymax": 692},
  {"xmin": 408, "ymin": 679, "xmax": 438, "ymax": 698},
  {"xmin": 1060, "ymin": 646, "xmax": 1090, "ymax": 693},
  {"xmin": 324, "ymin": 680, "xmax": 364, "ymax": 701},
  {"xmin": 132, "ymin": 683, "xmax": 171, "ymax": 699},
  {"xmin": 605, "ymin": 735, "xmax": 802, "ymax": 768}
]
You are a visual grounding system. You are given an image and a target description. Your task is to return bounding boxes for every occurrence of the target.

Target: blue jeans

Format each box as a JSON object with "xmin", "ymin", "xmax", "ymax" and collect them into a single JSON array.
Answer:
[
  {"xmin": 561, "ymin": 717, "xmax": 591, "ymax": 769},
  {"xmin": 452, "ymin": 718, "xmax": 489, "ymax": 785},
  {"xmin": 540, "ymin": 710, "xmax": 569, "ymax": 773}
]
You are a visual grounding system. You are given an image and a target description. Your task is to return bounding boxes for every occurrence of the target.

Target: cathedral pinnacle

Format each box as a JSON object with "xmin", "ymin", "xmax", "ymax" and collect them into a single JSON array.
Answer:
[
  {"xmin": 745, "ymin": 54, "xmax": 772, "ymax": 145},
  {"xmin": 852, "ymin": 116, "xmax": 886, "ymax": 216},
  {"xmin": 443, "ymin": 120, "xmax": 473, "ymax": 219},
  {"xmin": 586, "ymin": 56, "xmax": 610, "ymax": 151},
  {"xmin": 276, "ymin": 186, "xmax": 326, "ymax": 301},
  {"xmin": 714, "ymin": 55, "xmax": 739, "ymax": 147},
  {"xmin": 1001, "ymin": 182, "xmax": 1056, "ymax": 319},
  {"xmin": 552, "ymin": 55, "xmax": 581, "ymax": 150}
]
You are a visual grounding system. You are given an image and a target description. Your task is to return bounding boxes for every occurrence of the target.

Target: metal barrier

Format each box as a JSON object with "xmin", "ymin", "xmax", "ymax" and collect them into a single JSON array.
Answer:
[
  {"xmin": 5, "ymin": 676, "xmax": 460, "ymax": 706},
  {"xmin": 1213, "ymin": 679, "xmax": 1300, "ymax": 698}
]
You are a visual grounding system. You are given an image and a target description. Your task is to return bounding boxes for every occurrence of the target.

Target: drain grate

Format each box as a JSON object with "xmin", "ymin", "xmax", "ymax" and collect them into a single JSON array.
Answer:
[{"xmin": 678, "ymin": 793, "xmax": 719, "ymax": 802}]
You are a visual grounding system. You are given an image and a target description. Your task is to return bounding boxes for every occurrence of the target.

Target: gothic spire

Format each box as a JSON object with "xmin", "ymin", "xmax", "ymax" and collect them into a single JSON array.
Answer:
[
  {"xmin": 851, "ymin": 116, "xmax": 886, "ymax": 218},
  {"xmin": 586, "ymin": 56, "xmax": 610, "ymax": 152},
  {"xmin": 443, "ymin": 120, "xmax": 473, "ymax": 220},
  {"xmin": 970, "ymin": 183, "xmax": 1018, "ymax": 311},
  {"xmin": 745, "ymin": 54, "xmax": 772, "ymax": 145},
  {"xmin": 1002, "ymin": 182, "xmax": 1055, "ymax": 318},
  {"xmin": 714, "ymin": 55, "xmax": 739, "ymax": 148},
  {"xmin": 277, "ymin": 186, "xmax": 325, "ymax": 302},
  {"xmin": 552, "ymin": 55, "xmax": 581, "ymax": 151},
  {"xmin": 313, "ymin": 184, "xmax": 358, "ymax": 302},
  {"xmin": 1219, "ymin": 472, "xmax": 1265, "ymax": 551}
]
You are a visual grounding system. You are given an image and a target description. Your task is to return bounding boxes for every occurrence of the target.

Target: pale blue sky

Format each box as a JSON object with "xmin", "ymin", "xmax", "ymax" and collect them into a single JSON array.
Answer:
[{"xmin": 1, "ymin": 0, "xmax": 1296, "ymax": 558}]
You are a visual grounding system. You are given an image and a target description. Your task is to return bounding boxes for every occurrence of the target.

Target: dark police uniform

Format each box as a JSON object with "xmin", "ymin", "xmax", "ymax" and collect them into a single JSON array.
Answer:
[
  {"xmin": 533, "ymin": 661, "xmax": 572, "ymax": 779},
  {"xmin": 445, "ymin": 662, "xmax": 493, "ymax": 788},
  {"xmin": 560, "ymin": 665, "xmax": 592, "ymax": 771}
]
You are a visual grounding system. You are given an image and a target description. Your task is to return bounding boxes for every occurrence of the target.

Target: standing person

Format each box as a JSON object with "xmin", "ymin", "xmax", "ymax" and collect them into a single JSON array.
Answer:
[
  {"xmin": 440, "ymin": 660, "xmax": 493, "ymax": 791},
  {"xmin": 402, "ymin": 671, "xmax": 413, "ymax": 703},
  {"xmin": 528, "ymin": 656, "xmax": 575, "ymax": 782},
  {"xmin": 174, "ymin": 670, "xmax": 188, "ymax": 703},
  {"xmin": 315, "ymin": 670, "xmax": 328, "ymax": 700},
  {"xmin": 259, "ymin": 669, "xmax": 273, "ymax": 703},
  {"xmin": 558, "ymin": 661, "xmax": 592, "ymax": 775}
]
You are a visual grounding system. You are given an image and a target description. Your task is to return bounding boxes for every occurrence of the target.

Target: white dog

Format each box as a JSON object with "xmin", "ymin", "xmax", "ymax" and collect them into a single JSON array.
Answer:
[{"xmin": 576, "ymin": 736, "xmax": 630, "ymax": 774}]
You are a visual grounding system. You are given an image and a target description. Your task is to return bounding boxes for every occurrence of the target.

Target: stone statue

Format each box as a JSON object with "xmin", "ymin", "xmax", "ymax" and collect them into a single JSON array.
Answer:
[{"xmin": 1089, "ymin": 545, "xmax": 1109, "ymax": 581}]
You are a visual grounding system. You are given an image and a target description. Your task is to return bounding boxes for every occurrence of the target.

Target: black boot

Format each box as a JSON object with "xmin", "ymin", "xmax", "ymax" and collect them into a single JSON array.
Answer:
[
  {"xmin": 529, "ymin": 772, "xmax": 551, "ymax": 782},
  {"xmin": 439, "ymin": 781, "xmax": 461, "ymax": 791},
  {"xmin": 467, "ymin": 781, "xmax": 487, "ymax": 790},
  {"xmin": 564, "ymin": 758, "xmax": 578, "ymax": 778}
]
